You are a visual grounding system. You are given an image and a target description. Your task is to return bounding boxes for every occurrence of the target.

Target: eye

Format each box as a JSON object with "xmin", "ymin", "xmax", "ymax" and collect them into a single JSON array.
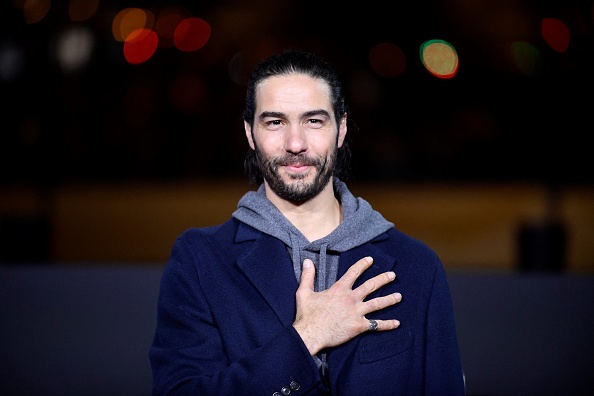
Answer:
[
  {"xmin": 306, "ymin": 118, "xmax": 325, "ymax": 128},
  {"xmin": 264, "ymin": 119, "xmax": 284, "ymax": 130}
]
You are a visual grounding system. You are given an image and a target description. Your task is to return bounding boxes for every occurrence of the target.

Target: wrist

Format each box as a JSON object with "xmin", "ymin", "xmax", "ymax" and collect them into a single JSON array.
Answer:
[{"xmin": 293, "ymin": 323, "xmax": 322, "ymax": 356}]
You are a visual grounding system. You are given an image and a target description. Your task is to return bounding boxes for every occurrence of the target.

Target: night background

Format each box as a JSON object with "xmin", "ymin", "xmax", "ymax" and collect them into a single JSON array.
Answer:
[{"xmin": 2, "ymin": 0, "xmax": 593, "ymax": 186}]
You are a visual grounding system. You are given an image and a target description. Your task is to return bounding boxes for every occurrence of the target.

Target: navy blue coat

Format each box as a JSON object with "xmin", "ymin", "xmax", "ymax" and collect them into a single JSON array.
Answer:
[{"xmin": 149, "ymin": 217, "xmax": 465, "ymax": 395}]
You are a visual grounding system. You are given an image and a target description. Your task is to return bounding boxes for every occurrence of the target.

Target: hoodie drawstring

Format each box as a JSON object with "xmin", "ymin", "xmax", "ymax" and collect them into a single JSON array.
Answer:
[{"xmin": 317, "ymin": 243, "xmax": 328, "ymax": 292}]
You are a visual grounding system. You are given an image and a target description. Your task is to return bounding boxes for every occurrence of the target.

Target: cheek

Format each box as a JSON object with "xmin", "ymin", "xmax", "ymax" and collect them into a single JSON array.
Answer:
[
  {"xmin": 314, "ymin": 135, "xmax": 339, "ymax": 155},
  {"xmin": 256, "ymin": 132, "xmax": 286, "ymax": 151}
]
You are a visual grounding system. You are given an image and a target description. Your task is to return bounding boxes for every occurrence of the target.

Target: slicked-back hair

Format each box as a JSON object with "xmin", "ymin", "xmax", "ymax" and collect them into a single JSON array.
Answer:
[{"xmin": 243, "ymin": 50, "xmax": 351, "ymax": 185}]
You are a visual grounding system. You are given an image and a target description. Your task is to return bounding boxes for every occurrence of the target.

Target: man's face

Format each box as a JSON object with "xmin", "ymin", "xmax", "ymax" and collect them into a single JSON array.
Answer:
[{"xmin": 244, "ymin": 73, "xmax": 347, "ymax": 203}]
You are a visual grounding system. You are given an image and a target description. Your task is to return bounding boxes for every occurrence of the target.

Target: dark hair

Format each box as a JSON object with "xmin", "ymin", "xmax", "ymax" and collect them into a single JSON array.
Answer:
[{"xmin": 243, "ymin": 50, "xmax": 351, "ymax": 185}]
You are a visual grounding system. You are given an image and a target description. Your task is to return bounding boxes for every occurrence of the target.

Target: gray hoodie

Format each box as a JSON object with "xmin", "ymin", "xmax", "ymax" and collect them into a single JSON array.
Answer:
[{"xmin": 233, "ymin": 177, "xmax": 394, "ymax": 290}]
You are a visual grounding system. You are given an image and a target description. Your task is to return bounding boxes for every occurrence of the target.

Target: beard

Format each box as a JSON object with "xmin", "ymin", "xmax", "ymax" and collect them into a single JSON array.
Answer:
[{"xmin": 255, "ymin": 146, "xmax": 338, "ymax": 203}]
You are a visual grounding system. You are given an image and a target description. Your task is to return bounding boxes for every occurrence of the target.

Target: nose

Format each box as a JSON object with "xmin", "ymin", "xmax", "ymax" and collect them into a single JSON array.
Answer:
[{"xmin": 284, "ymin": 125, "xmax": 307, "ymax": 154}]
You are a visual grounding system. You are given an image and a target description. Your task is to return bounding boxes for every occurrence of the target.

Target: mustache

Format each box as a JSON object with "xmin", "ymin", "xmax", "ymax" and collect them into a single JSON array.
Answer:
[{"xmin": 270, "ymin": 153, "xmax": 323, "ymax": 167}]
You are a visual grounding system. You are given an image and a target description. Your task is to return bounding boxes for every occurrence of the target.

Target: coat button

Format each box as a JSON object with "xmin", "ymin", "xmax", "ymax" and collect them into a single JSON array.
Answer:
[
  {"xmin": 290, "ymin": 380, "xmax": 300, "ymax": 391},
  {"xmin": 272, "ymin": 393, "xmax": 281, "ymax": 396},
  {"xmin": 281, "ymin": 386, "xmax": 291, "ymax": 395}
]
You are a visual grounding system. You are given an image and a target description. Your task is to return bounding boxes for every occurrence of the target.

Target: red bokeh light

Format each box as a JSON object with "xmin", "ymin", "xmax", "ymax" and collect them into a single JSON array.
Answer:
[
  {"xmin": 124, "ymin": 28, "xmax": 159, "ymax": 64},
  {"xmin": 541, "ymin": 17, "xmax": 570, "ymax": 53},
  {"xmin": 174, "ymin": 17, "xmax": 211, "ymax": 52}
]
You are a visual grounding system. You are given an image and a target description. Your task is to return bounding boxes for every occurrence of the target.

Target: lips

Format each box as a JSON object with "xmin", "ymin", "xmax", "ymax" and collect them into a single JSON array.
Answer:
[
  {"xmin": 274, "ymin": 155, "xmax": 319, "ymax": 173},
  {"xmin": 284, "ymin": 163, "xmax": 310, "ymax": 173},
  {"xmin": 279, "ymin": 158, "xmax": 317, "ymax": 167}
]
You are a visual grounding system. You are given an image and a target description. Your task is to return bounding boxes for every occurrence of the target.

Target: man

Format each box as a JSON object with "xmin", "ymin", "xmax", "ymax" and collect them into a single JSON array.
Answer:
[{"xmin": 149, "ymin": 50, "xmax": 465, "ymax": 395}]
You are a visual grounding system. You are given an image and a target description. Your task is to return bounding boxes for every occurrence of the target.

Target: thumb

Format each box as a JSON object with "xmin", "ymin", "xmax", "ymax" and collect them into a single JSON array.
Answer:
[{"xmin": 298, "ymin": 259, "xmax": 316, "ymax": 292}]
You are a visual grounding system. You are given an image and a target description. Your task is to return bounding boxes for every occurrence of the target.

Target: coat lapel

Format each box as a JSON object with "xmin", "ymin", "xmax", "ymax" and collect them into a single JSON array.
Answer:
[
  {"xmin": 236, "ymin": 231, "xmax": 298, "ymax": 326},
  {"xmin": 338, "ymin": 238, "xmax": 397, "ymax": 291}
]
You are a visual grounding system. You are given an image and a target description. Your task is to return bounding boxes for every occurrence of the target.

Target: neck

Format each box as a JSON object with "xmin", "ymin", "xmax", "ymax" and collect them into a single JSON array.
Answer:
[{"xmin": 265, "ymin": 180, "xmax": 342, "ymax": 242}]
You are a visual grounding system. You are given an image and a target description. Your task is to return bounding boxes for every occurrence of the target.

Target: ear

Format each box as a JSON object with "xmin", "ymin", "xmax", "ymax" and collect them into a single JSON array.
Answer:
[
  {"xmin": 337, "ymin": 114, "xmax": 347, "ymax": 148},
  {"xmin": 244, "ymin": 121, "xmax": 256, "ymax": 150}
]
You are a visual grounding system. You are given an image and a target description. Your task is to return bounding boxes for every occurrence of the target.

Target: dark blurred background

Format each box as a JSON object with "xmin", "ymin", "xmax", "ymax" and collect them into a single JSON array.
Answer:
[
  {"xmin": 1, "ymin": 0, "xmax": 593, "ymax": 186},
  {"xmin": 1, "ymin": 0, "xmax": 593, "ymax": 269}
]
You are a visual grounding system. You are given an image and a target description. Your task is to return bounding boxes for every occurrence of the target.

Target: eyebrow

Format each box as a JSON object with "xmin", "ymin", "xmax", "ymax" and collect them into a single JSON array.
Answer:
[
  {"xmin": 258, "ymin": 111, "xmax": 285, "ymax": 120},
  {"xmin": 258, "ymin": 109, "xmax": 331, "ymax": 120},
  {"xmin": 303, "ymin": 109, "xmax": 331, "ymax": 119}
]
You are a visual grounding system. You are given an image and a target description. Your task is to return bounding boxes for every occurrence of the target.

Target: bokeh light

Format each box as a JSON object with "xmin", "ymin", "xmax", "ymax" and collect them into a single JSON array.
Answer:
[
  {"xmin": 0, "ymin": 40, "xmax": 24, "ymax": 82},
  {"xmin": 228, "ymin": 51, "xmax": 248, "ymax": 85},
  {"xmin": 420, "ymin": 39, "xmax": 459, "ymax": 79},
  {"xmin": 123, "ymin": 28, "xmax": 158, "ymax": 64},
  {"xmin": 112, "ymin": 7, "xmax": 154, "ymax": 43},
  {"xmin": 52, "ymin": 26, "xmax": 95, "ymax": 74},
  {"xmin": 154, "ymin": 6, "xmax": 191, "ymax": 48},
  {"xmin": 68, "ymin": 0, "xmax": 99, "ymax": 22},
  {"xmin": 511, "ymin": 41, "xmax": 542, "ymax": 77},
  {"xmin": 173, "ymin": 17, "xmax": 211, "ymax": 52},
  {"xmin": 541, "ymin": 17, "xmax": 570, "ymax": 53},
  {"xmin": 369, "ymin": 42, "xmax": 406, "ymax": 78},
  {"xmin": 22, "ymin": 0, "xmax": 50, "ymax": 24}
]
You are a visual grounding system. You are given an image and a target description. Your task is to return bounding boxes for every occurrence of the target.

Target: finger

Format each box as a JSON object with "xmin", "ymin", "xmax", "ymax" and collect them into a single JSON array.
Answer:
[
  {"xmin": 364, "ymin": 292, "xmax": 402, "ymax": 314},
  {"xmin": 298, "ymin": 259, "xmax": 316, "ymax": 292},
  {"xmin": 352, "ymin": 271, "xmax": 396, "ymax": 301},
  {"xmin": 338, "ymin": 256, "xmax": 374, "ymax": 287},
  {"xmin": 365, "ymin": 318, "xmax": 401, "ymax": 332}
]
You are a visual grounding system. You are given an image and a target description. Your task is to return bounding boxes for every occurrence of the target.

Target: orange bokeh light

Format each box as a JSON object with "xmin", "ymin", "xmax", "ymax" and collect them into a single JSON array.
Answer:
[{"xmin": 420, "ymin": 39, "xmax": 459, "ymax": 79}]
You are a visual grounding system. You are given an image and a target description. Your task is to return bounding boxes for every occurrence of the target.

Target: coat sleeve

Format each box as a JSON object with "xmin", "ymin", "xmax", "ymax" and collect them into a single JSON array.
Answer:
[
  {"xmin": 148, "ymin": 237, "xmax": 323, "ymax": 396},
  {"xmin": 424, "ymin": 262, "xmax": 466, "ymax": 395}
]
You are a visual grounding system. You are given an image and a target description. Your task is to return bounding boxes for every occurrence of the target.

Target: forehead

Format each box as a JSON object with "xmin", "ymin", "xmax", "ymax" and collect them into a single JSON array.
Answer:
[{"xmin": 255, "ymin": 73, "xmax": 333, "ymax": 111}]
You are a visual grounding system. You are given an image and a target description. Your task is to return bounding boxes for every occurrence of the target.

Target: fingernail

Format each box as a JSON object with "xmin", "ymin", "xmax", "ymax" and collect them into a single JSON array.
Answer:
[
  {"xmin": 395, "ymin": 292, "xmax": 402, "ymax": 301},
  {"xmin": 387, "ymin": 271, "xmax": 396, "ymax": 280},
  {"xmin": 303, "ymin": 259, "xmax": 311, "ymax": 268}
]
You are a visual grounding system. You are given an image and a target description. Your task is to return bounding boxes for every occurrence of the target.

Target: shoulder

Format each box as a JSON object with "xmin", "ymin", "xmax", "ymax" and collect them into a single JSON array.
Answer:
[
  {"xmin": 371, "ymin": 226, "xmax": 446, "ymax": 283},
  {"xmin": 164, "ymin": 218, "xmax": 262, "ymax": 279},
  {"xmin": 176, "ymin": 217, "xmax": 239, "ymax": 240},
  {"xmin": 376, "ymin": 227, "xmax": 440, "ymax": 262},
  {"xmin": 172, "ymin": 218, "xmax": 260, "ymax": 256}
]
